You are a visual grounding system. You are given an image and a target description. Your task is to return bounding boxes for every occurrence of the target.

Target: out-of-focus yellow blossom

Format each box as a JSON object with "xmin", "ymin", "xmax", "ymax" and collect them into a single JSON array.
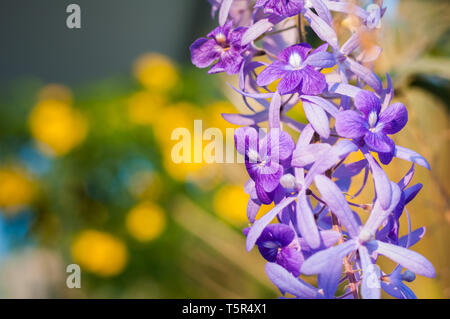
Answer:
[
  {"xmin": 205, "ymin": 101, "xmax": 237, "ymax": 132},
  {"xmin": 127, "ymin": 91, "xmax": 167, "ymax": 126},
  {"xmin": 127, "ymin": 170, "xmax": 163, "ymax": 200},
  {"xmin": 37, "ymin": 84, "xmax": 73, "ymax": 104},
  {"xmin": 0, "ymin": 167, "xmax": 35, "ymax": 215},
  {"xmin": 213, "ymin": 185, "xmax": 248, "ymax": 225},
  {"xmin": 71, "ymin": 230, "xmax": 128, "ymax": 277},
  {"xmin": 126, "ymin": 201, "xmax": 166, "ymax": 242},
  {"xmin": 29, "ymin": 100, "xmax": 88, "ymax": 157},
  {"xmin": 133, "ymin": 53, "xmax": 179, "ymax": 92}
]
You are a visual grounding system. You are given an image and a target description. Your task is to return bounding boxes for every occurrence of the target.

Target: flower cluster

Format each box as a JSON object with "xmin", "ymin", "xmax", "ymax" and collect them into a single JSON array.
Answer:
[{"xmin": 191, "ymin": 0, "xmax": 435, "ymax": 299}]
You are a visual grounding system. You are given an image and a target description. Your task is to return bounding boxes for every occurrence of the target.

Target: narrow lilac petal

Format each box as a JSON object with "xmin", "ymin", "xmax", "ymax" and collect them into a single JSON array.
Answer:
[
  {"xmin": 328, "ymin": 83, "xmax": 362, "ymax": 98},
  {"xmin": 325, "ymin": 0, "xmax": 368, "ymax": 19},
  {"xmin": 364, "ymin": 151, "xmax": 392, "ymax": 210},
  {"xmin": 398, "ymin": 227, "xmax": 425, "ymax": 248},
  {"xmin": 344, "ymin": 58, "xmax": 383, "ymax": 93},
  {"xmin": 234, "ymin": 126, "xmax": 259, "ymax": 155},
  {"xmin": 364, "ymin": 132, "xmax": 395, "ymax": 153},
  {"xmin": 379, "ymin": 103, "xmax": 408, "ymax": 134},
  {"xmin": 304, "ymin": 9, "xmax": 339, "ymax": 50},
  {"xmin": 301, "ymin": 240, "xmax": 357, "ymax": 275},
  {"xmin": 404, "ymin": 183, "xmax": 422, "ymax": 205},
  {"xmin": 360, "ymin": 182, "xmax": 401, "ymax": 236},
  {"xmin": 269, "ymin": 91, "xmax": 282, "ymax": 129},
  {"xmin": 341, "ymin": 32, "xmax": 360, "ymax": 56},
  {"xmin": 335, "ymin": 110, "xmax": 368, "ymax": 138},
  {"xmin": 278, "ymin": 71, "xmax": 303, "ymax": 95},
  {"xmin": 319, "ymin": 230, "xmax": 341, "ymax": 248},
  {"xmin": 227, "ymin": 82, "xmax": 275, "ymax": 99},
  {"xmin": 265, "ymin": 263, "xmax": 319, "ymax": 299},
  {"xmin": 382, "ymin": 73, "xmax": 394, "ymax": 110},
  {"xmin": 354, "ymin": 90, "xmax": 382, "ymax": 117},
  {"xmin": 242, "ymin": 15, "xmax": 283, "ymax": 45},
  {"xmin": 398, "ymin": 164, "xmax": 415, "ymax": 190},
  {"xmin": 398, "ymin": 283, "xmax": 417, "ymax": 299},
  {"xmin": 374, "ymin": 241, "xmax": 436, "ymax": 278},
  {"xmin": 304, "ymin": 140, "xmax": 358, "ymax": 187},
  {"xmin": 297, "ymin": 124, "xmax": 315, "ymax": 149},
  {"xmin": 394, "ymin": 146, "xmax": 431, "ymax": 170},
  {"xmin": 302, "ymin": 98, "xmax": 330, "ymax": 138},
  {"xmin": 257, "ymin": 62, "xmax": 288, "ymax": 87},
  {"xmin": 314, "ymin": 175, "xmax": 360, "ymax": 237},
  {"xmin": 218, "ymin": 0, "xmax": 233, "ymax": 26},
  {"xmin": 301, "ymin": 95, "xmax": 339, "ymax": 117},
  {"xmin": 240, "ymin": 60, "xmax": 266, "ymax": 91},
  {"xmin": 247, "ymin": 199, "xmax": 261, "ymax": 223},
  {"xmin": 310, "ymin": 0, "xmax": 333, "ymax": 25},
  {"xmin": 246, "ymin": 196, "xmax": 296, "ymax": 251},
  {"xmin": 297, "ymin": 191, "xmax": 321, "ymax": 249},
  {"xmin": 292, "ymin": 143, "xmax": 331, "ymax": 167},
  {"xmin": 357, "ymin": 45, "xmax": 383, "ymax": 63},
  {"xmin": 222, "ymin": 111, "xmax": 268, "ymax": 126},
  {"xmin": 304, "ymin": 51, "xmax": 336, "ymax": 69},
  {"xmin": 359, "ymin": 245, "xmax": 381, "ymax": 299},
  {"xmin": 317, "ymin": 253, "xmax": 342, "ymax": 298},
  {"xmin": 299, "ymin": 66, "xmax": 327, "ymax": 95},
  {"xmin": 261, "ymin": 129, "xmax": 295, "ymax": 163},
  {"xmin": 333, "ymin": 159, "xmax": 368, "ymax": 179}
]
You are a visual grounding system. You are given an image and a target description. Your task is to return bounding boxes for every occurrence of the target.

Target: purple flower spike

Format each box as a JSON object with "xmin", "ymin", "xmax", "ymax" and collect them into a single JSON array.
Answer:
[
  {"xmin": 257, "ymin": 43, "xmax": 335, "ymax": 95},
  {"xmin": 335, "ymin": 90, "xmax": 408, "ymax": 158},
  {"xmin": 256, "ymin": 224, "xmax": 304, "ymax": 276},
  {"xmin": 255, "ymin": 0, "xmax": 305, "ymax": 18},
  {"xmin": 190, "ymin": 21, "xmax": 249, "ymax": 75}
]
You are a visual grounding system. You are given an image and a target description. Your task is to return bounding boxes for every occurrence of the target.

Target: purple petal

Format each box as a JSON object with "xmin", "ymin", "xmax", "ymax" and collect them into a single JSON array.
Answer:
[
  {"xmin": 278, "ymin": 43, "xmax": 312, "ymax": 63},
  {"xmin": 314, "ymin": 175, "xmax": 360, "ymax": 238},
  {"xmin": 305, "ymin": 51, "xmax": 336, "ymax": 69},
  {"xmin": 379, "ymin": 103, "xmax": 408, "ymax": 135},
  {"xmin": 242, "ymin": 15, "xmax": 283, "ymax": 45},
  {"xmin": 234, "ymin": 126, "xmax": 259, "ymax": 155},
  {"xmin": 398, "ymin": 227, "xmax": 425, "ymax": 248},
  {"xmin": 246, "ymin": 196, "xmax": 296, "ymax": 251},
  {"xmin": 218, "ymin": 0, "xmax": 233, "ymax": 26},
  {"xmin": 190, "ymin": 38, "xmax": 220, "ymax": 68},
  {"xmin": 301, "ymin": 240, "xmax": 357, "ymax": 275},
  {"xmin": 394, "ymin": 146, "xmax": 430, "ymax": 170},
  {"xmin": 359, "ymin": 245, "xmax": 381, "ymax": 299},
  {"xmin": 302, "ymin": 98, "xmax": 330, "ymax": 138},
  {"xmin": 222, "ymin": 111, "xmax": 268, "ymax": 126},
  {"xmin": 328, "ymin": 83, "xmax": 362, "ymax": 98},
  {"xmin": 360, "ymin": 181, "xmax": 402, "ymax": 237},
  {"xmin": 304, "ymin": 9, "xmax": 339, "ymax": 50},
  {"xmin": 247, "ymin": 198, "xmax": 261, "ymax": 223},
  {"xmin": 404, "ymin": 183, "xmax": 422, "ymax": 205},
  {"xmin": 301, "ymin": 95, "xmax": 339, "ymax": 117},
  {"xmin": 364, "ymin": 151, "xmax": 392, "ymax": 210},
  {"xmin": 269, "ymin": 91, "xmax": 282, "ymax": 129},
  {"xmin": 374, "ymin": 241, "xmax": 436, "ymax": 278},
  {"xmin": 248, "ymin": 162, "xmax": 283, "ymax": 193},
  {"xmin": 344, "ymin": 58, "xmax": 382, "ymax": 93},
  {"xmin": 317, "ymin": 252, "xmax": 343, "ymax": 299},
  {"xmin": 265, "ymin": 263, "xmax": 319, "ymax": 298},
  {"xmin": 257, "ymin": 61, "xmax": 288, "ymax": 87},
  {"xmin": 299, "ymin": 66, "xmax": 327, "ymax": 95},
  {"xmin": 354, "ymin": 90, "xmax": 382, "ymax": 118},
  {"xmin": 335, "ymin": 110, "xmax": 368, "ymax": 138},
  {"xmin": 364, "ymin": 132, "xmax": 394, "ymax": 153},
  {"xmin": 310, "ymin": 0, "xmax": 333, "ymax": 26},
  {"xmin": 297, "ymin": 191, "xmax": 321, "ymax": 249},
  {"xmin": 278, "ymin": 71, "xmax": 303, "ymax": 95},
  {"xmin": 398, "ymin": 164, "xmax": 415, "ymax": 190},
  {"xmin": 292, "ymin": 143, "xmax": 331, "ymax": 167}
]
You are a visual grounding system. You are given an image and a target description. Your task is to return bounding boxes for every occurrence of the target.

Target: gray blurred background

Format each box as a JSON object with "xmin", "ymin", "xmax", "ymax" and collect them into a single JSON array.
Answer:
[{"xmin": 0, "ymin": 0, "xmax": 211, "ymax": 84}]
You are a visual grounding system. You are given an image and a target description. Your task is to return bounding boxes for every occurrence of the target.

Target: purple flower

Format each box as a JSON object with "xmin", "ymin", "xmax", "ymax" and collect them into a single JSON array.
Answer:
[
  {"xmin": 256, "ymin": 43, "xmax": 335, "ymax": 95},
  {"xmin": 254, "ymin": 224, "xmax": 304, "ymax": 276},
  {"xmin": 190, "ymin": 21, "xmax": 249, "ymax": 75},
  {"xmin": 235, "ymin": 127, "xmax": 295, "ymax": 204},
  {"xmin": 335, "ymin": 90, "xmax": 408, "ymax": 161},
  {"xmin": 255, "ymin": 0, "xmax": 304, "ymax": 17},
  {"xmin": 381, "ymin": 267, "xmax": 417, "ymax": 299}
]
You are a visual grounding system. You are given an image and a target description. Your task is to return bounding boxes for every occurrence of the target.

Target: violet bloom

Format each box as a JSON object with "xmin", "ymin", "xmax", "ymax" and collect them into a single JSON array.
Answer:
[
  {"xmin": 235, "ymin": 127, "xmax": 295, "ymax": 204},
  {"xmin": 252, "ymin": 224, "xmax": 304, "ymax": 276},
  {"xmin": 255, "ymin": 0, "xmax": 304, "ymax": 17},
  {"xmin": 257, "ymin": 43, "xmax": 336, "ymax": 95},
  {"xmin": 335, "ymin": 90, "xmax": 408, "ymax": 162},
  {"xmin": 190, "ymin": 21, "xmax": 249, "ymax": 75}
]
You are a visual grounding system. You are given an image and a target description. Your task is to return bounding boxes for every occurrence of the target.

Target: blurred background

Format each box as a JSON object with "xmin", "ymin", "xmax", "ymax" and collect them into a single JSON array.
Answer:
[{"xmin": 0, "ymin": 0, "xmax": 448, "ymax": 298}]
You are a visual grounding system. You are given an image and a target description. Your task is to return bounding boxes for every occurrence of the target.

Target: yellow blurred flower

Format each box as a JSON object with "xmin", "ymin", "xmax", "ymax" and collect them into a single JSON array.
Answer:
[
  {"xmin": 133, "ymin": 53, "xmax": 179, "ymax": 92},
  {"xmin": 127, "ymin": 91, "xmax": 167, "ymax": 126},
  {"xmin": 126, "ymin": 201, "xmax": 166, "ymax": 242},
  {"xmin": 71, "ymin": 230, "xmax": 128, "ymax": 277},
  {"xmin": 213, "ymin": 185, "xmax": 248, "ymax": 225},
  {"xmin": 29, "ymin": 100, "xmax": 88, "ymax": 157},
  {"xmin": 0, "ymin": 167, "xmax": 35, "ymax": 214}
]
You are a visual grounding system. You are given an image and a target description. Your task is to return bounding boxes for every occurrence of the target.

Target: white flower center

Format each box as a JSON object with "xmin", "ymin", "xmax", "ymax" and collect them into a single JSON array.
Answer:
[
  {"xmin": 358, "ymin": 229, "xmax": 373, "ymax": 243},
  {"xmin": 215, "ymin": 33, "xmax": 227, "ymax": 44},
  {"xmin": 368, "ymin": 111, "xmax": 378, "ymax": 128},
  {"xmin": 280, "ymin": 174, "xmax": 296, "ymax": 189},
  {"xmin": 247, "ymin": 149, "xmax": 259, "ymax": 163},
  {"xmin": 289, "ymin": 52, "xmax": 303, "ymax": 70}
]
